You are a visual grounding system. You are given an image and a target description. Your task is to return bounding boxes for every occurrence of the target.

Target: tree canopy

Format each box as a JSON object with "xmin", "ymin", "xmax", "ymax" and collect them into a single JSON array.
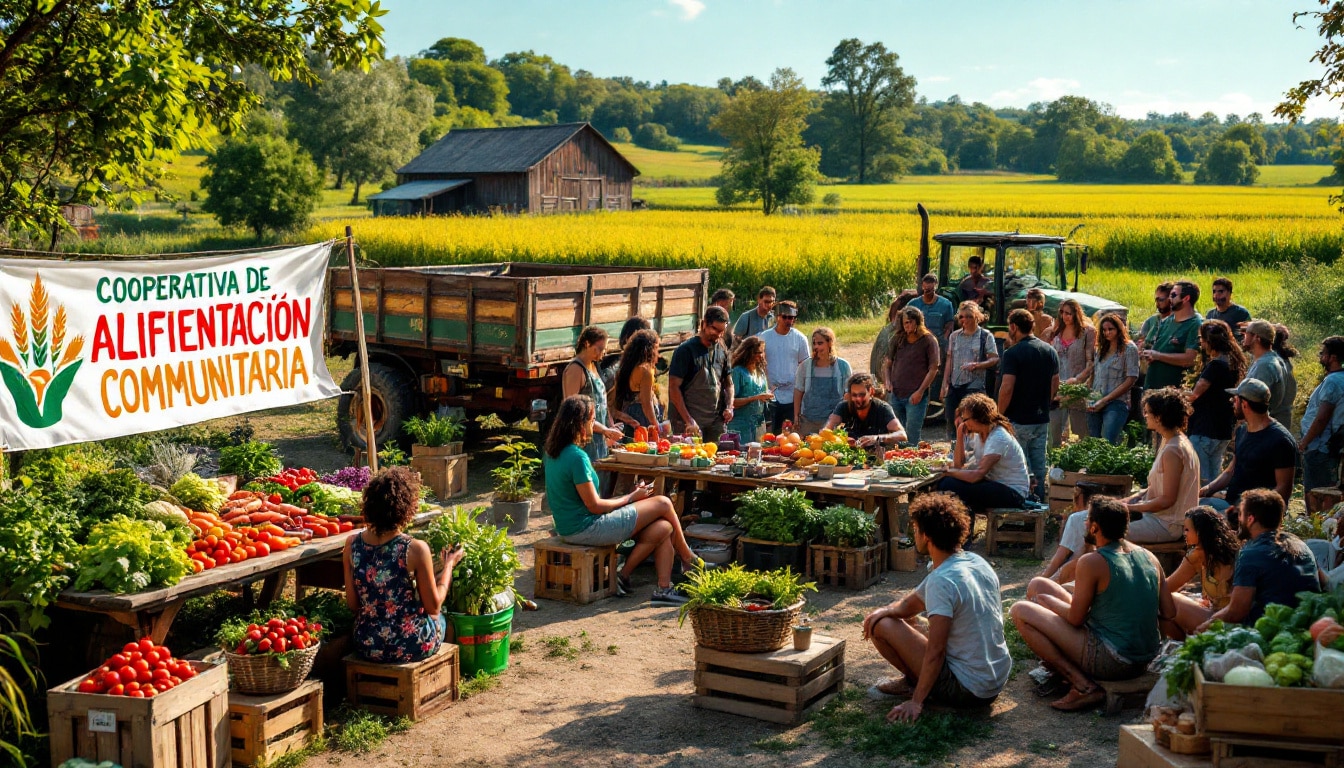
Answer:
[
  {"xmin": 712, "ymin": 69, "xmax": 821, "ymax": 214},
  {"xmin": 818, "ymin": 39, "xmax": 916, "ymax": 182},
  {"xmin": 201, "ymin": 135, "xmax": 322, "ymax": 238},
  {"xmin": 0, "ymin": 0, "xmax": 386, "ymax": 239}
]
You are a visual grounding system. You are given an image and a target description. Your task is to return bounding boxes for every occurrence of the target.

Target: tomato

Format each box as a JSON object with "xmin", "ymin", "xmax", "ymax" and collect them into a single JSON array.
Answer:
[
  {"xmin": 144, "ymin": 650, "xmax": 160, "ymax": 664},
  {"xmin": 118, "ymin": 667, "xmax": 137, "ymax": 684},
  {"xmin": 292, "ymin": 636, "xmax": 307, "ymax": 650},
  {"xmin": 135, "ymin": 669, "xmax": 152, "ymax": 684},
  {"xmin": 154, "ymin": 680, "xmax": 173, "ymax": 692},
  {"xmin": 244, "ymin": 545, "xmax": 258, "ymax": 558},
  {"xmin": 216, "ymin": 553, "xmax": 232, "ymax": 565},
  {"xmin": 247, "ymin": 629, "xmax": 264, "ymax": 641},
  {"xmin": 202, "ymin": 557, "xmax": 216, "ymax": 570},
  {"xmin": 131, "ymin": 659, "xmax": 149, "ymax": 673},
  {"xmin": 123, "ymin": 642, "xmax": 139, "ymax": 654},
  {"xmin": 141, "ymin": 687, "xmax": 155, "ymax": 697},
  {"xmin": 169, "ymin": 676, "xmax": 182, "ymax": 686},
  {"xmin": 103, "ymin": 671, "xmax": 122, "ymax": 689},
  {"xmin": 77, "ymin": 679, "xmax": 99, "ymax": 693},
  {"xmin": 203, "ymin": 534, "xmax": 218, "ymax": 547},
  {"xmin": 284, "ymin": 625, "xmax": 298, "ymax": 637},
  {"xmin": 273, "ymin": 637, "xmax": 287, "ymax": 653},
  {"xmin": 108, "ymin": 684, "xmax": 125, "ymax": 696},
  {"xmin": 179, "ymin": 665, "xmax": 196, "ymax": 680},
  {"xmin": 267, "ymin": 618, "xmax": 285, "ymax": 629},
  {"xmin": 152, "ymin": 668, "xmax": 170, "ymax": 681},
  {"xmin": 255, "ymin": 542, "xmax": 271, "ymax": 557},
  {"xmin": 257, "ymin": 638, "xmax": 272, "ymax": 653},
  {"xmin": 124, "ymin": 682, "xmax": 140, "ymax": 692},
  {"xmin": 109, "ymin": 653, "xmax": 129, "ymax": 669}
]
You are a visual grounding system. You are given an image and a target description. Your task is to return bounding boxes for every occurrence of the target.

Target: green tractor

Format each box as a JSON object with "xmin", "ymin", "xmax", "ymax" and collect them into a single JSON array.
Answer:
[{"xmin": 917, "ymin": 203, "xmax": 1126, "ymax": 334}]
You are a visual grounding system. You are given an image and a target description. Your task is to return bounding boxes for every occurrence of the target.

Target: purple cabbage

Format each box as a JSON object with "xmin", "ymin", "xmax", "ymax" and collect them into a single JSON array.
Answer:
[{"xmin": 320, "ymin": 465, "xmax": 372, "ymax": 491}]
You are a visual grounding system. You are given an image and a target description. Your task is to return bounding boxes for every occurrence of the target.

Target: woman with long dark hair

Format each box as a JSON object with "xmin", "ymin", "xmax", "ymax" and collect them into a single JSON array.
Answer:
[
  {"xmin": 1120, "ymin": 388, "xmax": 1200, "ymax": 544},
  {"xmin": 611, "ymin": 329, "xmax": 666, "ymax": 438},
  {"xmin": 1161, "ymin": 506, "xmax": 1239, "ymax": 638},
  {"xmin": 1049, "ymin": 298, "xmax": 1096, "ymax": 447},
  {"xmin": 1187, "ymin": 320, "xmax": 1247, "ymax": 483},
  {"xmin": 562, "ymin": 326, "xmax": 623, "ymax": 467},
  {"xmin": 543, "ymin": 395, "xmax": 705, "ymax": 606},
  {"xmin": 884, "ymin": 306, "xmax": 940, "ymax": 446},
  {"xmin": 601, "ymin": 316, "xmax": 653, "ymax": 395},
  {"xmin": 728, "ymin": 336, "xmax": 772, "ymax": 440},
  {"xmin": 1087, "ymin": 313, "xmax": 1139, "ymax": 444}
]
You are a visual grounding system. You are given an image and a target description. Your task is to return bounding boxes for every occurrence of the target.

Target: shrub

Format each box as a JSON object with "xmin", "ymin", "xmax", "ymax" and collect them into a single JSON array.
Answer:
[
  {"xmin": 634, "ymin": 122, "xmax": 681, "ymax": 152},
  {"xmin": 612, "ymin": 126, "xmax": 633, "ymax": 143}
]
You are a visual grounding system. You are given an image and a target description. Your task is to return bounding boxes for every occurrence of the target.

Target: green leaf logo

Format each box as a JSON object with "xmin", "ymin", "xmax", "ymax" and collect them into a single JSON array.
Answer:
[{"xmin": 0, "ymin": 274, "xmax": 85, "ymax": 429}]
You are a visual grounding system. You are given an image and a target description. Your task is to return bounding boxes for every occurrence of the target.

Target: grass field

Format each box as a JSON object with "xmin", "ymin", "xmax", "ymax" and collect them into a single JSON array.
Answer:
[{"xmin": 613, "ymin": 142, "xmax": 722, "ymax": 182}]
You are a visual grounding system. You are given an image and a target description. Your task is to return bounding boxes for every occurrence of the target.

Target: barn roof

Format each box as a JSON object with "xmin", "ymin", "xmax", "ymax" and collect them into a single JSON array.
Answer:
[
  {"xmin": 397, "ymin": 123, "xmax": 639, "ymax": 176},
  {"xmin": 367, "ymin": 179, "xmax": 472, "ymax": 201}
]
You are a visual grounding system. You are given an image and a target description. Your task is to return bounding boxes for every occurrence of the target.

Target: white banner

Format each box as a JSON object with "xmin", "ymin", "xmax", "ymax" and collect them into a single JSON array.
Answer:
[{"xmin": 0, "ymin": 242, "xmax": 343, "ymax": 451}]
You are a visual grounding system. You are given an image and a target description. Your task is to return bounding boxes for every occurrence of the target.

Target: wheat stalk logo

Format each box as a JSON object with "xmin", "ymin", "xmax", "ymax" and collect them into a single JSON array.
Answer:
[{"xmin": 0, "ymin": 274, "xmax": 85, "ymax": 429}]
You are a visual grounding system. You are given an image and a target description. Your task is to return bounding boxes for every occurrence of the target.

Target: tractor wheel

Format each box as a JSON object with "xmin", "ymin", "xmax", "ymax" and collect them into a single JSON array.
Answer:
[{"xmin": 337, "ymin": 362, "xmax": 419, "ymax": 452}]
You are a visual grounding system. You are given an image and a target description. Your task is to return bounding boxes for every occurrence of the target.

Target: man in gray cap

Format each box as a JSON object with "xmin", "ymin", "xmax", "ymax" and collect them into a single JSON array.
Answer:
[
  {"xmin": 1199, "ymin": 378, "xmax": 1298, "ymax": 512},
  {"xmin": 1243, "ymin": 319, "xmax": 1292, "ymax": 428}
]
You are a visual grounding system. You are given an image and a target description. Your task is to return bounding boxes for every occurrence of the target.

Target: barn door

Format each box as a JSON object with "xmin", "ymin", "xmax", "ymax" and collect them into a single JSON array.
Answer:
[
  {"xmin": 560, "ymin": 178, "xmax": 581, "ymax": 211},
  {"xmin": 584, "ymin": 179, "xmax": 603, "ymax": 210}
]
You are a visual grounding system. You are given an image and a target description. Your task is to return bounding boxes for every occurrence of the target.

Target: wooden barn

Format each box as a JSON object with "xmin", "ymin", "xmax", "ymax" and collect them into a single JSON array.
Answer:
[{"xmin": 370, "ymin": 123, "xmax": 639, "ymax": 216}]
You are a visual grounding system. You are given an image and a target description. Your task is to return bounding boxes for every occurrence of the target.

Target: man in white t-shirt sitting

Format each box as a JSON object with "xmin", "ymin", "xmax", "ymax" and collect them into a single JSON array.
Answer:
[{"xmin": 862, "ymin": 493, "xmax": 1012, "ymax": 721}]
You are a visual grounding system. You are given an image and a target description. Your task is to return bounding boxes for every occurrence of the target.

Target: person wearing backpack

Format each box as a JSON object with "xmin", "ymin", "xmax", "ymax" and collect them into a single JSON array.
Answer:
[
  {"xmin": 941, "ymin": 301, "xmax": 998, "ymax": 443},
  {"xmin": 1300, "ymin": 336, "xmax": 1344, "ymax": 492}
]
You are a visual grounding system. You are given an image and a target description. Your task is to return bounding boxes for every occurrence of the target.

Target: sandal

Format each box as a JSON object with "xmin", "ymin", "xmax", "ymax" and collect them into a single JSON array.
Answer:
[
  {"xmin": 1034, "ymin": 674, "xmax": 1071, "ymax": 698},
  {"xmin": 1050, "ymin": 685, "xmax": 1105, "ymax": 712}
]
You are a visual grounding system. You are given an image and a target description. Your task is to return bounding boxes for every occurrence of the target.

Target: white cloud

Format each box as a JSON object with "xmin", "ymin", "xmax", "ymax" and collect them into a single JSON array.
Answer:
[
  {"xmin": 668, "ymin": 0, "xmax": 706, "ymax": 20},
  {"xmin": 924, "ymin": 75, "xmax": 951, "ymax": 83},
  {"xmin": 988, "ymin": 77, "xmax": 1082, "ymax": 105}
]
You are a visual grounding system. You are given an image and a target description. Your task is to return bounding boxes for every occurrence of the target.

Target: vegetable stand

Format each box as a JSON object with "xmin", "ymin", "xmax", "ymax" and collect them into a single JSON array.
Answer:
[
  {"xmin": 593, "ymin": 460, "xmax": 940, "ymax": 542},
  {"xmin": 54, "ymin": 509, "xmax": 443, "ymax": 661}
]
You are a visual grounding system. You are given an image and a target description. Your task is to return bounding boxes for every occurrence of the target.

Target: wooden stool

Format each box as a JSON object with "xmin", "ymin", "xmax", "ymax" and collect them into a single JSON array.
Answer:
[
  {"xmin": 1308, "ymin": 486, "xmax": 1343, "ymax": 515},
  {"xmin": 228, "ymin": 680, "xmax": 324, "ymax": 767},
  {"xmin": 985, "ymin": 509, "xmax": 1045, "ymax": 558},
  {"xmin": 693, "ymin": 635, "xmax": 846, "ymax": 725},
  {"xmin": 533, "ymin": 539, "xmax": 618, "ymax": 604},
  {"xmin": 1097, "ymin": 671, "xmax": 1159, "ymax": 715},
  {"xmin": 344, "ymin": 643, "xmax": 459, "ymax": 721}
]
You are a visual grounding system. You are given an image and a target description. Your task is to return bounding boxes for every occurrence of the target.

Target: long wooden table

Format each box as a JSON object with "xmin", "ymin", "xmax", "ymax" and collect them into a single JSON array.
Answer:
[
  {"xmin": 595, "ymin": 459, "xmax": 941, "ymax": 540},
  {"xmin": 54, "ymin": 510, "xmax": 443, "ymax": 645}
]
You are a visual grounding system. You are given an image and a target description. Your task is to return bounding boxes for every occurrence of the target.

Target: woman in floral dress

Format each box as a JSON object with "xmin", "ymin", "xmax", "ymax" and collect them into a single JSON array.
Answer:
[{"xmin": 343, "ymin": 466, "xmax": 465, "ymax": 663}]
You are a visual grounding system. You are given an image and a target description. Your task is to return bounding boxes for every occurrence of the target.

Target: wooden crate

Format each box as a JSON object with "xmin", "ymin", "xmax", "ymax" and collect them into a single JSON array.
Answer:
[
  {"xmin": 228, "ymin": 680, "xmax": 324, "ymax": 767},
  {"xmin": 692, "ymin": 634, "xmax": 845, "ymax": 725},
  {"xmin": 48, "ymin": 660, "xmax": 229, "ymax": 768},
  {"xmin": 412, "ymin": 442, "xmax": 464, "ymax": 458},
  {"xmin": 410, "ymin": 455, "xmax": 469, "ymax": 500},
  {"xmin": 809, "ymin": 542, "xmax": 885, "ymax": 590},
  {"xmin": 985, "ymin": 509, "xmax": 1046, "ymax": 558},
  {"xmin": 1211, "ymin": 733, "xmax": 1344, "ymax": 768},
  {"xmin": 889, "ymin": 541, "xmax": 917, "ymax": 572},
  {"xmin": 1118, "ymin": 724, "xmax": 1213, "ymax": 768},
  {"xmin": 533, "ymin": 539, "xmax": 618, "ymax": 604},
  {"xmin": 344, "ymin": 643, "xmax": 459, "ymax": 721},
  {"xmin": 1307, "ymin": 487, "xmax": 1343, "ymax": 515},
  {"xmin": 1048, "ymin": 471, "xmax": 1133, "ymax": 515},
  {"xmin": 1194, "ymin": 666, "xmax": 1344, "ymax": 744}
]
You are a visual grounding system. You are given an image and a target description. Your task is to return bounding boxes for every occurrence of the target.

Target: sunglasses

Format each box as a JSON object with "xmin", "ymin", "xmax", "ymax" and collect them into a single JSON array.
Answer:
[{"xmin": 778, "ymin": 315, "xmax": 796, "ymax": 321}]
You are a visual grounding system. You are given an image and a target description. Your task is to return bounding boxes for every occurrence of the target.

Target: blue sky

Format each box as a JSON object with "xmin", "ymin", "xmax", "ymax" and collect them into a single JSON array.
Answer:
[{"xmin": 379, "ymin": 0, "xmax": 1340, "ymax": 121}]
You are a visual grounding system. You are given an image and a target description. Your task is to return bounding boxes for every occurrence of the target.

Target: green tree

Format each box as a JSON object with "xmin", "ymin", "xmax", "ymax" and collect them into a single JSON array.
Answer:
[
  {"xmin": 1054, "ymin": 128, "xmax": 1127, "ymax": 181},
  {"xmin": 412, "ymin": 39, "xmax": 509, "ymax": 115},
  {"xmin": 634, "ymin": 123, "xmax": 680, "ymax": 151},
  {"xmin": 1119, "ymin": 131, "xmax": 1183, "ymax": 182},
  {"xmin": 956, "ymin": 130, "xmax": 998, "ymax": 169},
  {"xmin": 651, "ymin": 84, "xmax": 729, "ymax": 144},
  {"xmin": 712, "ymin": 68, "xmax": 821, "ymax": 214},
  {"xmin": 289, "ymin": 59, "xmax": 434, "ymax": 203},
  {"xmin": 493, "ymin": 51, "xmax": 575, "ymax": 119},
  {"xmin": 591, "ymin": 89, "xmax": 650, "ymax": 139},
  {"xmin": 819, "ymin": 39, "xmax": 917, "ymax": 182},
  {"xmin": 1023, "ymin": 96, "xmax": 1112, "ymax": 172},
  {"xmin": 426, "ymin": 38, "xmax": 487, "ymax": 64},
  {"xmin": 1194, "ymin": 140, "xmax": 1259, "ymax": 185},
  {"xmin": 1223, "ymin": 123, "xmax": 1268, "ymax": 164},
  {"xmin": 201, "ymin": 135, "xmax": 322, "ymax": 238},
  {"xmin": 0, "ymin": 0, "xmax": 385, "ymax": 240}
]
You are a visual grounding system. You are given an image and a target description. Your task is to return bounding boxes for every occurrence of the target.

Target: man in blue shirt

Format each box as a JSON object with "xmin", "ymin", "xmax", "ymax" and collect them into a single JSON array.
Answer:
[
  {"xmin": 1201, "ymin": 489, "xmax": 1324, "ymax": 629},
  {"xmin": 1299, "ymin": 336, "xmax": 1344, "ymax": 493},
  {"xmin": 911, "ymin": 273, "xmax": 956, "ymax": 352}
]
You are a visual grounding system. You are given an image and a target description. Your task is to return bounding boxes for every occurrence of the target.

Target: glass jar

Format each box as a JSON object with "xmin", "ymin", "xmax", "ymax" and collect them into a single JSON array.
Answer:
[{"xmin": 746, "ymin": 442, "xmax": 763, "ymax": 466}]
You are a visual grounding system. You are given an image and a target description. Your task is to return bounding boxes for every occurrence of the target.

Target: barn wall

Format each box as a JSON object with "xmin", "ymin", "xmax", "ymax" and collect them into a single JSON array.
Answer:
[{"xmin": 529, "ymin": 128, "xmax": 635, "ymax": 213}]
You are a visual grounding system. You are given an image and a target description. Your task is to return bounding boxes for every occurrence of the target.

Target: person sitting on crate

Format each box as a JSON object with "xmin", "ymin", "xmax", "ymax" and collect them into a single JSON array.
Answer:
[
  {"xmin": 1160, "ymin": 506, "xmax": 1239, "ymax": 639},
  {"xmin": 1036, "ymin": 481, "xmax": 1107, "ymax": 586},
  {"xmin": 936, "ymin": 393, "xmax": 1032, "ymax": 512},
  {"xmin": 1010, "ymin": 497, "xmax": 1175, "ymax": 711},
  {"xmin": 343, "ymin": 466, "xmax": 466, "ymax": 664},
  {"xmin": 823, "ymin": 372, "xmax": 906, "ymax": 447},
  {"xmin": 862, "ymin": 493, "xmax": 1012, "ymax": 722},
  {"xmin": 544, "ymin": 394, "xmax": 710, "ymax": 607},
  {"xmin": 1196, "ymin": 488, "xmax": 1324, "ymax": 630}
]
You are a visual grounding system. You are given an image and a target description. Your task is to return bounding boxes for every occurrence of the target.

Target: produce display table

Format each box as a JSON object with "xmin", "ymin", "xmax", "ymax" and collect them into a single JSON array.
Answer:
[
  {"xmin": 595, "ymin": 460, "xmax": 940, "ymax": 540},
  {"xmin": 54, "ymin": 509, "xmax": 443, "ymax": 646}
]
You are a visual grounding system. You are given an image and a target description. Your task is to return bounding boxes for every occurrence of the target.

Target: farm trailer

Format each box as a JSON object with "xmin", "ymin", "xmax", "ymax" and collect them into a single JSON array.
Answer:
[{"xmin": 326, "ymin": 262, "xmax": 709, "ymax": 448}]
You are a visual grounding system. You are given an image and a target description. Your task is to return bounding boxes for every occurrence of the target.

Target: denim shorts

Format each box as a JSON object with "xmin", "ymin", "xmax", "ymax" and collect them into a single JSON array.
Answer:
[{"xmin": 559, "ymin": 504, "xmax": 639, "ymax": 546}]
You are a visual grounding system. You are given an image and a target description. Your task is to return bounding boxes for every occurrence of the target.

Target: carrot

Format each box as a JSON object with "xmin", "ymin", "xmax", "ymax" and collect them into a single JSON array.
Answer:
[
  {"xmin": 276, "ymin": 503, "xmax": 307, "ymax": 516},
  {"xmin": 228, "ymin": 491, "xmax": 253, "ymax": 501}
]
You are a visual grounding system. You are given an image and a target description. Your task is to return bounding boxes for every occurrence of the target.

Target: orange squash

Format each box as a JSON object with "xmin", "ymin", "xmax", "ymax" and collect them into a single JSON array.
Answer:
[{"xmin": 633, "ymin": 426, "xmax": 648, "ymax": 443}]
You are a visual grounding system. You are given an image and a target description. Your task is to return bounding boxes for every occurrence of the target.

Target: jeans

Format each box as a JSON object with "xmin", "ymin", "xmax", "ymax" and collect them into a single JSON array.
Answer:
[
  {"xmin": 1087, "ymin": 400, "xmax": 1131, "ymax": 445},
  {"xmin": 1188, "ymin": 434, "xmax": 1231, "ymax": 485},
  {"xmin": 936, "ymin": 476, "xmax": 1027, "ymax": 510},
  {"xmin": 888, "ymin": 393, "xmax": 929, "ymax": 446},
  {"xmin": 1304, "ymin": 449, "xmax": 1343, "ymax": 493},
  {"xmin": 1012, "ymin": 421, "xmax": 1049, "ymax": 501},
  {"xmin": 767, "ymin": 401, "xmax": 792, "ymax": 435}
]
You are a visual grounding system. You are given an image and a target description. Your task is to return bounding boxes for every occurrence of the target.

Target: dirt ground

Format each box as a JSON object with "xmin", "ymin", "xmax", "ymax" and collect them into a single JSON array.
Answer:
[{"xmin": 190, "ymin": 352, "xmax": 1137, "ymax": 768}]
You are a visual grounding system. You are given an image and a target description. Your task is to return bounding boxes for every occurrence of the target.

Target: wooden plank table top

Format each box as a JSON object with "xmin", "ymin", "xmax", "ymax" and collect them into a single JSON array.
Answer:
[{"xmin": 595, "ymin": 459, "xmax": 940, "ymax": 498}]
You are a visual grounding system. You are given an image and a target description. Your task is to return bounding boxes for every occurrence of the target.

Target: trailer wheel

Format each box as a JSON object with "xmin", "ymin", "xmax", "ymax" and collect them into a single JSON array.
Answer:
[{"xmin": 337, "ymin": 362, "xmax": 418, "ymax": 452}]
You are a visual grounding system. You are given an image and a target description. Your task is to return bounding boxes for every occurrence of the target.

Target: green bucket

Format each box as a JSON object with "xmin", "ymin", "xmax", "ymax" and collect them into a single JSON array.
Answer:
[{"xmin": 449, "ymin": 605, "xmax": 514, "ymax": 677}]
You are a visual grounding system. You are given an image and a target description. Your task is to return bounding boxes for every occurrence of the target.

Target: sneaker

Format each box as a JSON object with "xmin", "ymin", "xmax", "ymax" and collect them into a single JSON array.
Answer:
[
  {"xmin": 615, "ymin": 573, "xmax": 632, "ymax": 597},
  {"xmin": 650, "ymin": 586, "xmax": 690, "ymax": 607}
]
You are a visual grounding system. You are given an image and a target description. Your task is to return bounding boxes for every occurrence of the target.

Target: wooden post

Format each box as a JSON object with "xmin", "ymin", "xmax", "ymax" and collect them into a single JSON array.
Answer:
[{"xmin": 345, "ymin": 226, "xmax": 378, "ymax": 472}]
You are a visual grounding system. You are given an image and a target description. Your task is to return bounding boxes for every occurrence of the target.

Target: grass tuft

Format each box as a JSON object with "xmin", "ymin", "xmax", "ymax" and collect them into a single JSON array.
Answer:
[
  {"xmin": 460, "ymin": 670, "xmax": 501, "ymax": 700},
  {"xmin": 810, "ymin": 685, "xmax": 993, "ymax": 764}
]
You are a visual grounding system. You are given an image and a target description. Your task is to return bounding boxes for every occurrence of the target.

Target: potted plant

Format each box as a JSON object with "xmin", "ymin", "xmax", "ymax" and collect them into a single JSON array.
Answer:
[
  {"xmin": 677, "ymin": 564, "xmax": 817, "ymax": 653},
  {"xmin": 1045, "ymin": 437, "xmax": 1151, "ymax": 513},
  {"xmin": 415, "ymin": 506, "xmax": 521, "ymax": 676},
  {"xmin": 488, "ymin": 435, "xmax": 541, "ymax": 534},
  {"xmin": 404, "ymin": 413, "xmax": 467, "ymax": 457},
  {"xmin": 731, "ymin": 488, "xmax": 819, "ymax": 573},
  {"xmin": 809, "ymin": 505, "xmax": 884, "ymax": 590}
]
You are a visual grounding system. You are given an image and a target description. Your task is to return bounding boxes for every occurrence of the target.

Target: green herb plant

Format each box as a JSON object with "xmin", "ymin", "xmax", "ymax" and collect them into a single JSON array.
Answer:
[
  {"xmin": 676, "ymin": 564, "xmax": 817, "ymax": 625},
  {"xmin": 732, "ymin": 487, "xmax": 818, "ymax": 543},
  {"xmin": 403, "ymin": 413, "xmax": 466, "ymax": 447},
  {"xmin": 1047, "ymin": 436, "xmax": 1155, "ymax": 484},
  {"xmin": 490, "ymin": 436, "xmax": 540, "ymax": 502},
  {"xmin": 78, "ymin": 469, "xmax": 159, "ymax": 530},
  {"xmin": 73, "ymin": 515, "xmax": 192, "ymax": 593},
  {"xmin": 815, "ymin": 505, "xmax": 878, "ymax": 548},
  {"xmin": 414, "ymin": 506, "xmax": 520, "ymax": 615},
  {"xmin": 218, "ymin": 440, "xmax": 283, "ymax": 481},
  {"xmin": 169, "ymin": 473, "xmax": 227, "ymax": 514},
  {"xmin": 1056, "ymin": 382, "xmax": 1097, "ymax": 408}
]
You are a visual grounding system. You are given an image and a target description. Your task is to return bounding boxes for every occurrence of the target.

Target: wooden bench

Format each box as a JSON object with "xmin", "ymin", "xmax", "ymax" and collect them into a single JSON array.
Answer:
[
  {"xmin": 1097, "ymin": 671, "xmax": 1160, "ymax": 715},
  {"xmin": 533, "ymin": 539, "xmax": 618, "ymax": 604},
  {"xmin": 985, "ymin": 509, "xmax": 1046, "ymax": 559},
  {"xmin": 344, "ymin": 643, "xmax": 459, "ymax": 721}
]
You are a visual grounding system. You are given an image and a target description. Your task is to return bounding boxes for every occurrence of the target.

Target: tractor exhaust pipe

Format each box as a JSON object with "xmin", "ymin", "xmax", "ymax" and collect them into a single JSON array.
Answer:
[{"xmin": 916, "ymin": 203, "xmax": 930, "ymax": 282}]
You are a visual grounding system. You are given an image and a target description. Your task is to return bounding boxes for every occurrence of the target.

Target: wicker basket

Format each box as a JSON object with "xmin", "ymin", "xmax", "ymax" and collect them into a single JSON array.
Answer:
[
  {"xmin": 224, "ymin": 643, "xmax": 320, "ymax": 695},
  {"xmin": 689, "ymin": 599, "xmax": 805, "ymax": 653}
]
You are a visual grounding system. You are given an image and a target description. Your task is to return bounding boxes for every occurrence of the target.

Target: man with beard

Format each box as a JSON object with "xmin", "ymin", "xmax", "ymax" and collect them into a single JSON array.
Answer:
[
  {"xmin": 1199, "ymin": 379, "xmax": 1297, "ymax": 512},
  {"xmin": 1135, "ymin": 282, "xmax": 1174, "ymax": 350},
  {"xmin": 1010, "ymin": 497, "xmax": 1174, "ymax": 712},
  {"xmin": 863, "ymin": 493, "xmax": 1011, "ymax": 722},
  {"xmin": 1199, "ymin": 489, "xmax": 1323, "ymax": 628}
]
